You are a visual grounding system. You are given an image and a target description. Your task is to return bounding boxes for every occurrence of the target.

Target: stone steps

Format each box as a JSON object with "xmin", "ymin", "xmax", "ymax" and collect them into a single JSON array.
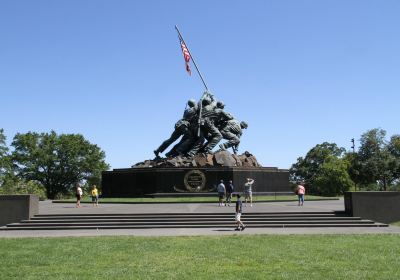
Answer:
[
  {"xmin": 29, "ymin": 214, "xmax": 344, "ymax": 220},
  {"xmin": 24, "ymin": 217, "xmax": 362, "ymax": 223},
  {"xmin": 0, "ymin": 212, "xmax": 388, "ymax": 230}
]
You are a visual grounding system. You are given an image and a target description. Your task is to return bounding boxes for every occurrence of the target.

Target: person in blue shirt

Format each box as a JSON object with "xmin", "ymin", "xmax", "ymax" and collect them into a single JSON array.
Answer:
[{"xmin": 235, "ymin": 194, "xmax": 246, "ymax": 231}]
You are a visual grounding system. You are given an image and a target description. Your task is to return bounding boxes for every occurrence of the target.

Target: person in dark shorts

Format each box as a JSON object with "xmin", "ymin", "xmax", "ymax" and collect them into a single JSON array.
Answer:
[
  {"xmin": 91, "ymin": 184, "xmax": 99, "ymax": 207},
  {"xmin": 225, "ymin": 180, "xmax": 234, "ymax": 206},
  {"xmin": 217, "ymin": 180, "xmax": 226, "ymax": 206},
  {"xmin": 235, "ymin": 194, "xmax": 246, "ymax": 231}
]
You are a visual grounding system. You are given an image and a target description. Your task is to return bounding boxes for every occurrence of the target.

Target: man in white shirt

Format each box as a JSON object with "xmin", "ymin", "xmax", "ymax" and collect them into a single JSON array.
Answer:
[{"xmin": 244, "ymin": 178, "xmax": 254, "ymax": 207}]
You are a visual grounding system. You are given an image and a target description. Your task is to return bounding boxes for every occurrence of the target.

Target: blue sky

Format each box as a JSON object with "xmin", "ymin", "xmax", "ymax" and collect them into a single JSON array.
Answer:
[{"xmin": 1, "ymin": 0, "xmax": 399, "ymax": 169}]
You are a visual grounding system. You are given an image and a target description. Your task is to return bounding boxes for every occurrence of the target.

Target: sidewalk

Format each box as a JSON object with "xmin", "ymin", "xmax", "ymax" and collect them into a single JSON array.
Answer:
[
  {"xmin": 1, "ymin": 199, "xmax": 400, "ymax": 238},
  {"xmin": 39, "ymin": 198, "xmax": 345, "ymax": 215}
]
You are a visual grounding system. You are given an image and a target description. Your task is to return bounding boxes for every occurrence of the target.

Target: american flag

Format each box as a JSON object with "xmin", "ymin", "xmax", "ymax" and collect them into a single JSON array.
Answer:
[{"xmin": 179, "ymin": 38, "xmax": 191, "ymax": 75}]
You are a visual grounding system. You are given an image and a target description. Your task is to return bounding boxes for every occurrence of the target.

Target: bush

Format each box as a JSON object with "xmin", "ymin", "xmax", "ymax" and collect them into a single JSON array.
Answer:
[
  {"xmin": 53, "ymin": 192, "xmax": 72, "ymax": 200},
  {"xmin": 388, "ymin": 182, "xmax": 400, "ymax": 191},
  {"xmin": 359, "ymin": 183, "xmax": 381, "ymax": 191},
  {"xmin": 0, "ymin": 179, "xmax": 47, "ymax": 200}
]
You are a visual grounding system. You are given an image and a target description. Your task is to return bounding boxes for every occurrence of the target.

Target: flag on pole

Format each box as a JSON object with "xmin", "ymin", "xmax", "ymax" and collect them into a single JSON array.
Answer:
[{"xmin": 179, "ymin": 37, "xmax": 191, "ymax": 75}]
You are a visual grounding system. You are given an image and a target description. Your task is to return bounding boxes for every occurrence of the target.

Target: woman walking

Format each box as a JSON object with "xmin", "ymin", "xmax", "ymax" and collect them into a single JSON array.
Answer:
[{"xmin": 76, "ymin": 183, "xmax": 83, "ymax": 208}]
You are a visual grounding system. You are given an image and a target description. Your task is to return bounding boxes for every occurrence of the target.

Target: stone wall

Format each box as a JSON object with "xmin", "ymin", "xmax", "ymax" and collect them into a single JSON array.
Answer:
[
  {"xmin": 344, "ymin": 191, "xmax": 400, "ymax": 223},
  {"xmin": 0, "ymin": 195, "xmax": 39, "ymax": 226}
]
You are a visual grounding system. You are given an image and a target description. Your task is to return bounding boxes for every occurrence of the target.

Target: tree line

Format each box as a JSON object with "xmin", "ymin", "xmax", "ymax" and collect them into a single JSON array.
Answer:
[
  {"xmin": 0, "ymin": 129, "xmax": 109, "ymax": 199},
  {"xmin": 290, "ymin": 128, "xmax": 400, "ymax": 196}
]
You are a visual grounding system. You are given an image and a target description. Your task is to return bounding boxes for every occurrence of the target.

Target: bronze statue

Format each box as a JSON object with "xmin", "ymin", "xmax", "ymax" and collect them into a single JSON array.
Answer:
[{"xmin": 154, "ymin": 92, "xmax": 248, "ymax": 158}]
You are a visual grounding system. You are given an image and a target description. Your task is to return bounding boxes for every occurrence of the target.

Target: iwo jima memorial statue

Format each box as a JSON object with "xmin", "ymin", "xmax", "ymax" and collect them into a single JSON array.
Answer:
[{"xmin": 102, "ymin": 27, "xmax": 290, "ymax": 197}]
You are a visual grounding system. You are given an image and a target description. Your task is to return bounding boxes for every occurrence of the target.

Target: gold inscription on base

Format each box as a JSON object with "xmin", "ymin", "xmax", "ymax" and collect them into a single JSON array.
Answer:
[{"xmin": 184, "ymin": 170, "xmax": 206, "ymax": 192}]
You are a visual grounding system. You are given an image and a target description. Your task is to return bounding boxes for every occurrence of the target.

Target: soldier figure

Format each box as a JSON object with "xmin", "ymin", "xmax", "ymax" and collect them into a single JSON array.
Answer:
[
  {"xmin": 195, "ymin": 98, "xmax": 233, "ymax": 154},
  {"xmin": 214, "ymin": 101, "xmax": 234, "ymax": 128},
  {"xmin": 183, "ymin": 99, "xmax": 198, "ymax": 122},
  {"xmin": 164, "ymin": 99, "xmax": 203, "ymax": 157},
  {"xmin": 153, "ymin": 118, "xmax": 190, "ymax": 157},
  {"xmin": 219, "ymin": 120, "xmax": 248, "ymax": 154}
]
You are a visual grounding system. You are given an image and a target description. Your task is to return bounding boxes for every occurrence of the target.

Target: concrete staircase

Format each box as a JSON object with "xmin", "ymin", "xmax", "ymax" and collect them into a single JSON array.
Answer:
[{"xmin": 0, "ymin": 211, "xmax": 387, "ymax": 230}]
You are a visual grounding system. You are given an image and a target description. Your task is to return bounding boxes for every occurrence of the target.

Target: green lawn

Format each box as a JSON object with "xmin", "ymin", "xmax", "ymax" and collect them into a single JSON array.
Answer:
[
  {"xmin": 0, "ymin": 235, "xmax": 399, "ymax": 279},
  {"xmin": 55, "ymin": 195, "xmax": 338, "ymax": 203}
]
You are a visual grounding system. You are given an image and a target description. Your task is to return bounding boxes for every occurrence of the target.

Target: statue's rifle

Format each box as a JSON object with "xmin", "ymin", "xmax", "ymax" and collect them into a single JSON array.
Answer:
[{"xmin": 196, "ymin": 91, "xmax": 208, "ymax": 137}]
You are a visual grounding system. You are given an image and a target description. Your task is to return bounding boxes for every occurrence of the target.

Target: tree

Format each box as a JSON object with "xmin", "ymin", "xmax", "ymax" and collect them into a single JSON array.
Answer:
[
  {"xmin": 314, "ymin": 156, "xmax": 354, "ymax": 196},
  {"xmin": 12, "ymin": 131, "xmax": 109, "ymax": 198},
  {"xmin": 387, "ymin": 135, "xmax": 400, "ymax": 181},
  {"xmin": 290, "ymin": 142, "xmax": 346, "ymax": 194},
  {"xmin": 0, "ymin": 128, "xmax": 11, "ymax": 186},
  {"xmin": 357, "ymin": 129, "xmax": 397, "ymax": 190},
  {"xmin": 343, "ymin": 152, "xmax": 362, "ymax": 191}
]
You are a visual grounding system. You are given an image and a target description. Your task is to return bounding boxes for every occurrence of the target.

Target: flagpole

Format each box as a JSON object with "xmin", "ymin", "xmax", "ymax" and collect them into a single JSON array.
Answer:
[{"xmin": 175, "ymin": 25, "xmax": 209, "ymax": 91}]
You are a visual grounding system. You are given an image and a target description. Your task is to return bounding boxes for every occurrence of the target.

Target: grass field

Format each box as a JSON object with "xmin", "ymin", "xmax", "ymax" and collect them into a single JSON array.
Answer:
[
  {"xmin": 0, "ymin": 234, "xmax": 399, "ymax": 280},
  {"xmin": 55, "ymin": 195, "xmax": 338, "ymax": 203}
]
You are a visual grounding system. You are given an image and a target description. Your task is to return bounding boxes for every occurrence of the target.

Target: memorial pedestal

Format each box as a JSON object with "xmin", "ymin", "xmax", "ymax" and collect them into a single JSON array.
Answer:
[{"xmin": 102, "ymin": 166, "xmax": 290, "ymax": 197}]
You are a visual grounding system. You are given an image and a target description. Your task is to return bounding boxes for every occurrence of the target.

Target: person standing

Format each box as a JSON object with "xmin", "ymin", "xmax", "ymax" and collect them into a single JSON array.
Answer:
[
  {"xmin": 225, "ymin": 180, "xmax": 234, "ymax": 206},
  {"xmin": 244, "ymin": 178, "xmax": 254, "ymax": 207},
  {"xmin": 217, "ymin": 180, "xmax": 226, "ymax": 206},
  {"xmin": 235, "ymin": 194, "xmax": 246, "ymax": 231},
  {"xmin": 91, "ymin": 185, "xmax": 99, "ymax": 207},
  {"xmin": 297, "ymin": 182, "xmax": 306, "ymax": 206},
  {"xmin": 75, "ymin": 183, "xmax": 83, "ymax": 208}
]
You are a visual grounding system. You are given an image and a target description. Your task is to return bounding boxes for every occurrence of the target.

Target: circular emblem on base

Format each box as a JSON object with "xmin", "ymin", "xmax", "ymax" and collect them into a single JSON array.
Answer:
[{"xmin": 184, "ymin": 170, "xmax": 206, "ymax": 192}]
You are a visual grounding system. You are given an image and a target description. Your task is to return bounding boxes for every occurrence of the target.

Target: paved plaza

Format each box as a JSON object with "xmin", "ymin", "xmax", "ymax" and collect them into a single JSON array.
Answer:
[
  {"xmin": 40, "ymin": 198, "xmax": 345, "ymax": 215},
  {"xmin": 1, "ymin": 199, "xmax": 400, "ymax": 237}
]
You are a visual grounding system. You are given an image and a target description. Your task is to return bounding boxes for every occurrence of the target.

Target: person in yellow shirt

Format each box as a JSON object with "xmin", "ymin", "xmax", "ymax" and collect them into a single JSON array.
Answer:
[{"xmin": 91, "ymin": 185, "xmax": 99, "ymax": 207}]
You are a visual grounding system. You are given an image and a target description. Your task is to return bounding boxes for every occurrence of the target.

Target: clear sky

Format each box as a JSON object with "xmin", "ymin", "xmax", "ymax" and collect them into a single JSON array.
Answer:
[{"xmin": 1, "ymin": 0, "xmax": 399, "ymax": 169}]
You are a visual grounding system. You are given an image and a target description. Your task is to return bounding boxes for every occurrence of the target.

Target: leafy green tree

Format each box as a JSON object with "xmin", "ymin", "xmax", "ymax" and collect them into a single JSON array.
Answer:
[
  {"xmin": 0, "ymin": 128, "xmax": 12, "ymax": 186},
  {"xmin": 357, "ymin": 129, "xmax": 397, "ymax": 190},
  {"xmin": 387, "ymin": 135, "xmax": 400, "ymax": 181},
  {"xmin": 12, "ymin": 131, "xmax": 109, "ymax": 198},
  {"xmin": 314, "ymin": 156, "xmax": 354, "ymax": 196},
  {"xmin": 343, "ymin": 152, "xmax": 363, "ymax": 191},
  {"xmin": 290, "ymin": 142, "xmax": 346, "ymax": 194}
]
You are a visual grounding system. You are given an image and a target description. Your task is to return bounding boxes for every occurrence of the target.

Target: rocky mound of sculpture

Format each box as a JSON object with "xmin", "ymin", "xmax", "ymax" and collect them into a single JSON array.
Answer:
[{"xmin": 133, "ymin": 151, "xmax": 262, "ymax": 168}]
